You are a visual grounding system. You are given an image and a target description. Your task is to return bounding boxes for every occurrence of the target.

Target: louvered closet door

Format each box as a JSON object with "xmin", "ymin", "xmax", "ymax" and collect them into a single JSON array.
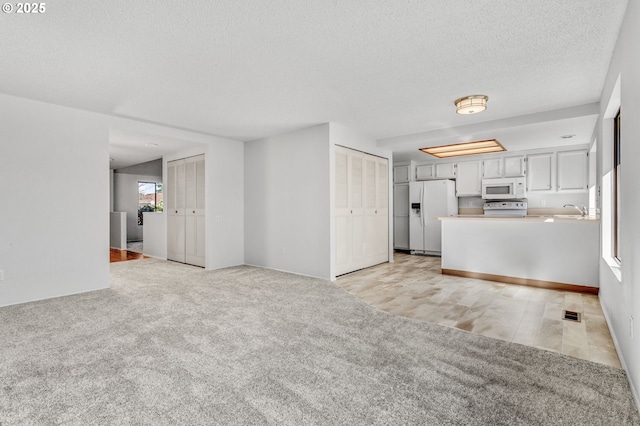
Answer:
[
  {"xmin": 374, "ymin": 158, "xmax": 389, "ymax": 263},
  {"xmin": 334, "ymin": 146, "xmax": 389, "ymax": 276},
  {"xmin": 350, "ymin": 152, "xmax": 366, "ymax": 269},
  {"xmin": 167, "ymin": 159, "xmax": 186, "ymax": 263},
  {"xmin": 185, "ymin": 155, "xmax": 205, "ymax": 267},
  {"xmin": 335, "ymin": 147, "xmax": 350, "ymax": 275},
  {"xmin": 364, "ymin": 156, "xmax": 378, "ymax": 266},
  {"xmin": 364, "ymin": 155, "xmax": 389, "ymax": 267}
]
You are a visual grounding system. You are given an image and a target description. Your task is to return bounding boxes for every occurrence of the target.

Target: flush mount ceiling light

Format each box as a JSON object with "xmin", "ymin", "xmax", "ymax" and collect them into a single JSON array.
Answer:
[
  {"xmin": 420, "ymin": 139, "xmax": 505, "ymax": 158},
  {"xmin": 454, "ymin": 95, "xmax": 488, "ymax": 115}
]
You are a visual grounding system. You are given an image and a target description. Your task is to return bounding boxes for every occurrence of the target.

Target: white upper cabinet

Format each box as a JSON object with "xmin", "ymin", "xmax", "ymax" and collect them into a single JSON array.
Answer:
[
  {"xmin": 435, "ymin": 163, "xmax": 456, "ymax": 179},
  {"xmin": 503, "ymin": 155, "xmax": 526, "ymax": 177},
  {"xmin": 416, "ymin": 162, "xmax": 456, "ymax": 180},
  {"xmin": 482, "ymin": 158, "xmax": 502, "ymax": 178},
  {"xmin": 557, "ymin": 150, "xmax": 588, "ymax": 192},
  {"xmin": 416, "ymin": 164, "xmax": 435, "ymax": 180},
  {"xmin": 483, "ymin": 156, "xmax": 525, "ymax": 178},
  {"xmin": 393, "ymin": 165, "xmax": 411, "ymax": 183},
  {"xmin": 456, "ymin": 161, "xmax": 482, "ymax": 196},
  {"xmin": 527, "ymin": 152, "xmax": 555, "ymax": 192},
  {"xmin": 526, "ymin": 150, "xmax": 587, "ymax": 193},
  {"xmin": 400, "ymin": 147, "xmax": 586, "ymax": 196}
]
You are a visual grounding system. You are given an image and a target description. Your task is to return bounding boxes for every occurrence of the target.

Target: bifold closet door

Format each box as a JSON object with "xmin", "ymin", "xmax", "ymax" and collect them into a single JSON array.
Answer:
[
  {"xmin": 334, "ymin": 148, "xmax": 350, "ymax": 274},
  {"xmin": 373, "ymin": 157, "xmax": 389, "ymax": 263},
  {"xmin": 185, "ymin": 155, "xmax": 205, "ymax": 267},
  {"xmin": 334, "ymin": 146, "xmax": 388, "ymax": 276},
  {"xmin": 167, "ymin": 155, "xmax": 205, "ymax": 267},
  {"xmin": 167, "ymin": 159, "xmax": 186, "ymax": 263}
]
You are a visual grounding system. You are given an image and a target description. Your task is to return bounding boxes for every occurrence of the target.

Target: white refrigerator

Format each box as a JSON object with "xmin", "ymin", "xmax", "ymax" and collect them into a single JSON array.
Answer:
[{"xmin": 409, "ymin": 180, "xmax": 458, "ymax": 255}]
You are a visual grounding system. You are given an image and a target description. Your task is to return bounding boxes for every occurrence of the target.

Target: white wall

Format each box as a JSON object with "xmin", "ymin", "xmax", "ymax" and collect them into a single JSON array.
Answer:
[
  {"xmin": 597, "ymin": 0, "xmax": 640, "ymax": 409},
  {"xmin": 244, "ymin": 124, "xmax": 331, "ymax": 279},
  {"xmin": 110, "ymin": 212, "xmax": 127, "ymax": 249},
  {"xmin": 0, "ymin": 93, "xmax": 245, "ymax": 307},
  {"xmin": 142, "ymin": 212, "xmax": 166, "ymax": 259},
  {"xmin": 113, "ymin": 172, "xmax": 162, "ymax": 242},
  {"xmin": 0, "ymin": 94, "xmax": 110, "ymax": 307},
  {"xmin": 207, "ymin": 138, "xmax": 245, "ymax": 270}
]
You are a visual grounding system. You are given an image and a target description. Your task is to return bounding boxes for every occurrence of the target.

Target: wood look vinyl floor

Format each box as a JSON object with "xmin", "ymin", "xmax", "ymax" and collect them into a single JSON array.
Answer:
[{"xmin": 336, "ymin": 251, "xmax": 621, "ymax": 368}]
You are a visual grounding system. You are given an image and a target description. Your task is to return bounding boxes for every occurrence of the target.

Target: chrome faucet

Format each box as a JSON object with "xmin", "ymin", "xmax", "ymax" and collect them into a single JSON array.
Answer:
[{"xmin": 564, "ymin": 204, "xmax": 588, "ymax": 216}]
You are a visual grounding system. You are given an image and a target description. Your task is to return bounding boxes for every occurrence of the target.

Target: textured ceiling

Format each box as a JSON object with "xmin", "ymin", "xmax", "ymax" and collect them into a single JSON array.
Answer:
[{"xmin": 0, "ymin": 0, "xmax": 629, "ymax": 162}]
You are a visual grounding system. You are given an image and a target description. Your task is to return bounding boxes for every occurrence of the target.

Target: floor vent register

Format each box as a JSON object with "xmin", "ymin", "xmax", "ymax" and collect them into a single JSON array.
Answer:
[{"xmin": 563, "ymin": 310, "xmax": 582, "ymax": 323}]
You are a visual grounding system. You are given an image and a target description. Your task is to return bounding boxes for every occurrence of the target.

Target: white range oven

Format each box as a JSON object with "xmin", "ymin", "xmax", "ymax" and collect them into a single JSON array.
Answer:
[
  {"xmin": 481, "ymin": 177, "xmax": 526, "ymax": 200},
  {"xmin": 483, "ymin": 200, "xmax": 528, "ymax": 217}
]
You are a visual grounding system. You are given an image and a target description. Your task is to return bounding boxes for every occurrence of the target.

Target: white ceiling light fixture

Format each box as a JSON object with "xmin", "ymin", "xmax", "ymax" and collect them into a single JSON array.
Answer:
[
  {"xmin": 420, "ymin": 139, "xmax": 505, "ymax": 158},
  {"xmin": 145, "ymin": 143, "xmax": 158, "ymax": 147},
  {"xmin": 454, "ymin": 95, "xmax": 489, "ymax": 115}
]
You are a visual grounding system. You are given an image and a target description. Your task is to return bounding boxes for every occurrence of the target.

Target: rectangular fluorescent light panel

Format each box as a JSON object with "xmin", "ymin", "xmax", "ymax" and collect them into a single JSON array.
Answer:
[{"xmin": 419, "ymin": 139, "xmax": 505, "ymax": 158}]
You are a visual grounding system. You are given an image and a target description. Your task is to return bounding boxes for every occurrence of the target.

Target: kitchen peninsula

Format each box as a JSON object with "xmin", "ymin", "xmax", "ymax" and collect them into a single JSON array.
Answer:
[{"xmin": 440, "ymin": 215, "xmax": 599, "ymax": 293}]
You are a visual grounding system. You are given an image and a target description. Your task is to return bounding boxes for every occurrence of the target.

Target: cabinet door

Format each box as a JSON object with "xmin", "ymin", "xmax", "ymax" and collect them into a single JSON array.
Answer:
[
  {"xmin": 527, "ymin": 153, "xmax": 554, "ymax": 192},
  {"xmin": 557, "ymin": 150, "xmax": 587, "ymax": 191},
  {"xmin": 482, "ymin": 158, "xmax": 502, "ymax": 178},
  {"xmin": 456, "ymin": 161, "xmax": 482, "ymax": 196},
  {"xmin": 416, "ymin": 164, "xmax": 434, "ymax": 180},
  {"xmin": 393, "ymin": 184, "xmax": 410, "ymax": 216},
  {"xmin": 393, "ymin": 184, "xmax": 409, "ymax": 249},
  {"xmin": 504, "ymin": 155, "xmax": 526, "ymax": 177},
  {"xmin": 435, "ymin": 163, "xmax": 456, "ymax": 179},
  {"xmin": 393, "ymin": 165, "xmax": 410, "ymax": 183}
]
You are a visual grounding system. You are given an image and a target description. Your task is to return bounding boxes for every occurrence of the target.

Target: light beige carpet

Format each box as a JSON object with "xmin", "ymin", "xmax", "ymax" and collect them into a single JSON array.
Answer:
[{"xmin": 0, "ymin": 258, "xmax": 638, "ymax": 425}]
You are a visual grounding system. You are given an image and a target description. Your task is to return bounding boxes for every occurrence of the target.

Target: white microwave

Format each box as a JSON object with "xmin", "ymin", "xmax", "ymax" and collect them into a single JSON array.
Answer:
[{"xmin": 481, "ymin": 177, "xmax": 526, "ymax": 200}]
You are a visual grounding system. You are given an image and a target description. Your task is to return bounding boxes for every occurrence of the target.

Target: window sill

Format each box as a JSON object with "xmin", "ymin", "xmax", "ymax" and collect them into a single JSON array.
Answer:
[{"xmin": 604, "ymin": 256, "xmax": 622, "ymax": 283}]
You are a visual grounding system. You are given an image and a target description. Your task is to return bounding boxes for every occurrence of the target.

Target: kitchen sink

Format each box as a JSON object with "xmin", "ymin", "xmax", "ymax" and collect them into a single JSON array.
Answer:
[
  {"xmin": 525, "ymin": 214, "xmax": 592, "ymax": 220},
  {"xmin": 553, "ymin": 214, "xmax": 588, "ymax": 219}
]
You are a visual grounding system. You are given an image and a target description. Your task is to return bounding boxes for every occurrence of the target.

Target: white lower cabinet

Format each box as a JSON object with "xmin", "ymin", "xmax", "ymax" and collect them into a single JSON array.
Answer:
[
  {"xmin": 167, "ymin": 155, "xmax": 205, "ymax": 267},
  {"xmin": 335, "ymin": 146, "xmax": 389, "ymax": 276}
]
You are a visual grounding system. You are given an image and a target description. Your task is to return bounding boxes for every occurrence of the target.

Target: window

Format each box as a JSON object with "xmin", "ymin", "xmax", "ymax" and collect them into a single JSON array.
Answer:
[
  {"xmin": 138, "ymin": 182, "xmax": 163, "ymax": 225},
  {"xmin": 613, "ymin": 109, "xmax": 621, "ymax": 262}
]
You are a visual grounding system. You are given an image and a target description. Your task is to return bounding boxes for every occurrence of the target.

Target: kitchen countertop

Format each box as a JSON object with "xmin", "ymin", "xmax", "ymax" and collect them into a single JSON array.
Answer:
[{"xmin": 440, "ymin": 214, "xmax": 599, "ymax": 222}]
